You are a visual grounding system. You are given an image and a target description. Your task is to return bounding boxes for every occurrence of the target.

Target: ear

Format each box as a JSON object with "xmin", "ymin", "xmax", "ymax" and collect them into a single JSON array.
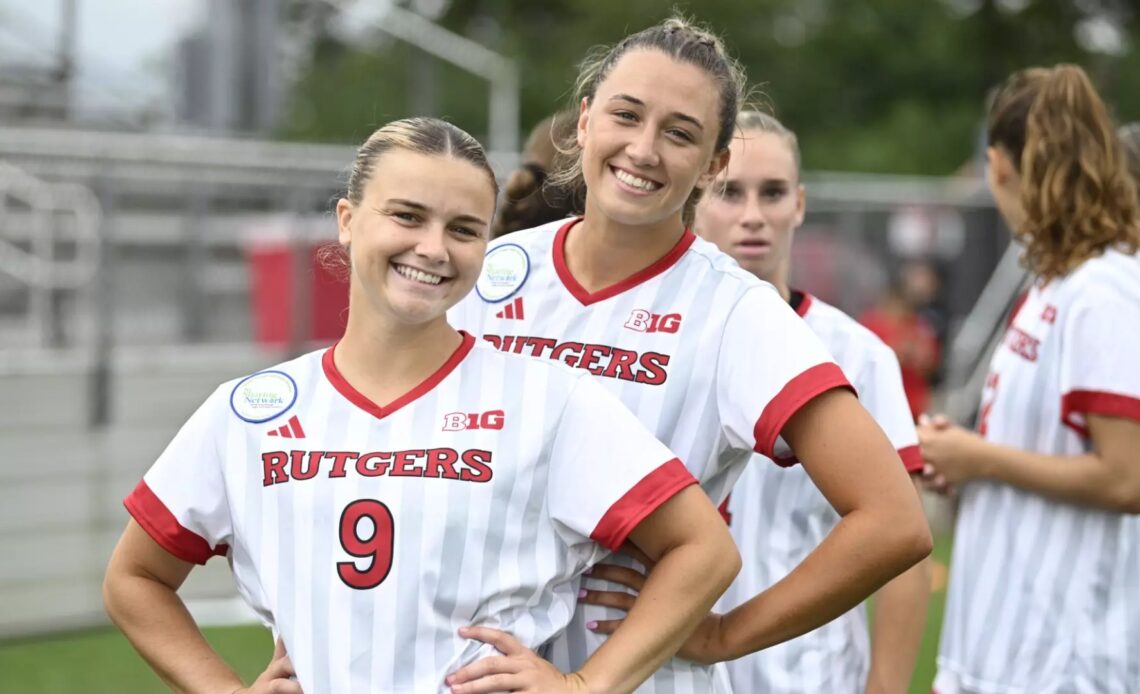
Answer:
[
  {"xmin": 986, "ymin": 145, "xmax": 1015, "ymax": 186},
  {"xmin": 336, "ymin": 198, "xmax": 354, "ymax": 246},
  {"xmin": 793, "ymin": 183, "xmax": 806, "ymax": 228},
  {"xmin": 576, "ymin": 96, "xmax": 590, "ymax": 148},
  {"xmin": 696, "ymin": 147, "xmax": 731, "ymax": 190}
]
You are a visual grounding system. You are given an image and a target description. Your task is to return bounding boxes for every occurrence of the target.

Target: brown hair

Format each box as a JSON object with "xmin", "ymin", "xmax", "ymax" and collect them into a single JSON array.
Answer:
[
  {"xmin": 548, "ymin": 15, "xmax": 747, "ymax": 227},
  {"xmin": 986, "ymin": 65, "xmax": 1140, "ymax": 280},
  {"xmin": 320, "ymin": 117, "xmax": 498, "ymax": 277},
  {"xmin": 491, "ymin": 111, "xmax": 578, "ymax": 238},
  {"xmin": 1120, "ymin": 122, "xmax": 1140, "ymax": 187}
]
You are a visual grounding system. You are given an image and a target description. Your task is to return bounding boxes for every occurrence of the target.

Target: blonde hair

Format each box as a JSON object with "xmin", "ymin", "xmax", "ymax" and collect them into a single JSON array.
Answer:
[
  {"xmin": 321, "ymin": 117, "xmax": 498, "ymax": 278},
  {"xmin": 548, "ymin": 15, "xmax": 748, "ymax": 227},
  {"xmin": 986, "ymin": 65, "xmax": 1140, "ymax": 280},
  {"xmin": 734, "ymin": 109, "xmax": 802, "ymax": 175},
  {"xmin": 1120, "ymin": 122, "xmax": 1140, "ymax": 187}
]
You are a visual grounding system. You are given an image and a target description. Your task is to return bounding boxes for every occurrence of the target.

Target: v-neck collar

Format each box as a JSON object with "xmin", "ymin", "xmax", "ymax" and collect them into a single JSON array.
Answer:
[
  {"xmin": 553, "ymin": 217, "xmax": 695, "ymax": 306},
  {"xmin": 322, "ymin": 331, "xmax": 475, "ymax": 420}
]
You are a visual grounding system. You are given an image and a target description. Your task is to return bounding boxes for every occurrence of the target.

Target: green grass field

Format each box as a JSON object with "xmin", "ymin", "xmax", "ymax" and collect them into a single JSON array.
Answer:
[{"xmin": 0, "ymin": 537, "xmax": 951, "ymax": 693}]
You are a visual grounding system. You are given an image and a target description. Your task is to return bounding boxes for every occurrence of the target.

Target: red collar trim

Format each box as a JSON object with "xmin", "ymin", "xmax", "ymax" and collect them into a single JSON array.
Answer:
[
  {"xmin": 553, "ymin": 217, "xmax": 696, "ymax": 306},
  {"xmin": 794, "ymin": 291, "xmax": 814, "ymax": 317},
  {"xmin": 322, "ymin": 331, "xmax": 475, "ymax": 420}
]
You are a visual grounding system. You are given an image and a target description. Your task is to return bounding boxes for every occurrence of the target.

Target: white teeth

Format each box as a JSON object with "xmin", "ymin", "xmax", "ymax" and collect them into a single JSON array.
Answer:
[
  {"xmin": 393, "ymin": 264, "xmax": 443, "ymax": 285},
  {"xmin": 613, "ymin": 168, "xmax": 661, "ymax": 191}
]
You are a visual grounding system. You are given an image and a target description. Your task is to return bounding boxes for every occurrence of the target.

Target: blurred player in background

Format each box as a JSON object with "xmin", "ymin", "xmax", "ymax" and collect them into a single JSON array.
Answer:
[
  {"xmin": 492, "ymin": 110, "xmax": 578, "ymax": 238},
  {"xmin": 102, "ymin": 117, "xmax": 741, "ymax": 694},
  {"xmin": 449, "ymin": 15, "xmax": 931, "ymax": 693},
  {"xmin": 920, "ymin": 65, "xmax": 1140, "ymax": 694},
  {"xmin": 694, "ymin": 109, "xmax": 931, "ymax": 693}
]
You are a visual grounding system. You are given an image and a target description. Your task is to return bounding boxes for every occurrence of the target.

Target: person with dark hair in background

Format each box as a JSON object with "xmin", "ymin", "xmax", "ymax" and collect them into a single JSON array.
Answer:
[
  {"xmin": 921, "ymin": 65, "xmax": 1140, "ymax": 694},
  {"xmin": 491, "ymin": 110, "xmax": 578, "ymax": 238},
  {"xmin": 859, "ymin": 262, "xmax": 942, "ymax": 421}
]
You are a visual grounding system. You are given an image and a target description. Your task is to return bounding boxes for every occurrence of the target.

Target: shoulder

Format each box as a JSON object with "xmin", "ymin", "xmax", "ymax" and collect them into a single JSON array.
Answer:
[
  {"xmin": 222, "ymin": 349, "xmax": 324, "ymax": 425},
  {"xmin": 1062, "ymin": 249, "xmax": 1140, "ymax": 301},
  {"xmin": 683, "ymin": 236, "xmax": 768, "ymax": 289},
  {"xmin": 486, "ymin": 219, "xmax": 566, "ymax": 253}
]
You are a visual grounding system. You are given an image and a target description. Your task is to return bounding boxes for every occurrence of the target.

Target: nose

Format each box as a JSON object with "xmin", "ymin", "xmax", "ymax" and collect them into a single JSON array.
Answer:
[
  {"xmin": 625, "ymin": 124, "xmax": 660, "ymax": 168},
  {"xmin": 739, "ymin": 191, "xmax": 766, "ymax": 231},
  {"xmin": 413, "ymin": 224, "xmax": 450, "ymax": 265}
]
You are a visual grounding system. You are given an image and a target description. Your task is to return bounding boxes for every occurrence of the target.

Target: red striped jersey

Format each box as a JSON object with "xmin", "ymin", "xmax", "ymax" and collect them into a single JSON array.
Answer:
[
  {"xmin": 935, "ymin": 249, "xmax": 1140, "ymax": 693},
  {"xmin": 124, "ymin": 334, "xmax": 695, "ymax": 694},
  {"xmin": 719, "ymin": 292, "xmax": 921, "ymax": 693},
  {"xmin": 450, "ymin": 219, "xmax": 852, "ymax": 693}
]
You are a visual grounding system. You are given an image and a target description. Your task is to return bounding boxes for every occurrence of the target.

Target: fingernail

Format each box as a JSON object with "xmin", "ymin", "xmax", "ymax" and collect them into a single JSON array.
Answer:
[
  {"xmin": 578, "ymin": 588, "xmax": 587, "ymax": 598},
  {"xmin": 583, "ymin": 567, "xmax": 592, "ymax": 575},
  {"xmin": 586, "ymin": 621, "xmax": 598, "ymax": 630},
  {"xmin": 445, "ymin": 675, "xmax": 454, "ymax": 684}
]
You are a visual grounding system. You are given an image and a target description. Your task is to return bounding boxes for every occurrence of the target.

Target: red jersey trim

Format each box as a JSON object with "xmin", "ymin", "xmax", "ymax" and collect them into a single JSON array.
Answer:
[
  {"xmin": 590, "ymin": 458, "xmax": 696, "ymax": 552},
  {"xmin": 124, "ymin": 481, "xmax": 228, "ymax": 565},
  {"xmin": 897, "ymin": 444, "xmax": 924, "ymax": 474},
  {"xmin": 753, "ymin": 363, "xmax": 854, "ymax": 459},
  {"xmin": 794, "ymin": 291, "xmax": 814, "ymax": 318},
  {"xmin": 553, "ymin": 218, "xmax": 696, "ymax": 306},
  {"xmin": 323, "ymin": 331, "xmax": 475, "ymax": 420},
  {"xmin": 1060, "ymin": 390, "xmax": 1140, "ymax": 438}
]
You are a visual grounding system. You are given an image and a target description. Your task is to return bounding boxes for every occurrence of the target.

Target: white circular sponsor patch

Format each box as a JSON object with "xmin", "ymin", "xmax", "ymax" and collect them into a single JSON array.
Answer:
[
  {"xmin": 476, "ymin": 243, "xmax": 530, "ymax": 303},
  {"xmin": 230, "ymin": 370, "xmax": 297, "ymax": 423}
]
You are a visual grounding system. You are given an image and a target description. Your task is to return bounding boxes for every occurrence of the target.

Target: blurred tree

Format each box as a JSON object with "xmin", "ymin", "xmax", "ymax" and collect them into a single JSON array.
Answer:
[{"xmin": 279, "ymin": 0, "xmax": 1140, "ymax": 175}]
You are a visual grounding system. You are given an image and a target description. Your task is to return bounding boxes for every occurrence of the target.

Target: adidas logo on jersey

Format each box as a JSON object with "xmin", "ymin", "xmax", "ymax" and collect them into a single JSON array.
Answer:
[
  {"xmin": 494, "ymin": 296, "xmax": 525, "ymax": 320},
  {"xmin": 267, "ymin": 415, "xmax": 305, "ymax": 439}
]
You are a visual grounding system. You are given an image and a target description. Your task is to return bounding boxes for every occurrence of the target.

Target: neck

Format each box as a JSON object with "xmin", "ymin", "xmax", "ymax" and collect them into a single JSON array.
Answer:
[
  {"xmin": 334, "ymin": 296, "xmax": 463, "ymax": 406},
  {"xmin": 756, "ymin": 258, "xmax": 792, "ymax": 303},
  {"xmin": 564, "ymin": 202, "xmax": 687, "ymax": 292}
]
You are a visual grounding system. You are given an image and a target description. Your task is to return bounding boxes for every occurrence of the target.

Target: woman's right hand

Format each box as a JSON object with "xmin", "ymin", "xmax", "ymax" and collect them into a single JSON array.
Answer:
[{"xmin": 234, "ymin": 638, "xmax": 302, "ymax": 694}]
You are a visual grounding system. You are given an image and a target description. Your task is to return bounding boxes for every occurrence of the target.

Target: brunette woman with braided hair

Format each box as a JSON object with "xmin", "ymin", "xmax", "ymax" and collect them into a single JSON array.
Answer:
[{"xmin": 919, "ymin": 65, "xmax": 1140, "ymax": 694}]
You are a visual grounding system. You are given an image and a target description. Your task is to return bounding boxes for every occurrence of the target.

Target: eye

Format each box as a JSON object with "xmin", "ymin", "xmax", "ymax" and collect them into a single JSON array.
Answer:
[
  {"xmin": 761, "ymin": 185, "xmax": 788, "ymax": 201},
  {"xmin": 666, "ymin": 128, "xmax": 695, "ymax": 143},
  {"xmin": 392, "ymin": 211, "xmax": 421, "ymax": 224},
  {"xmin": 718, "ymin": 184, "xmax": 742, "ymax": 201},
  {"xmin": 613, "ymin": 110, "xmax": 638, "ymax": 123},
  {"xmin": 449, "ymin": 225, "xmax": 481, "ymax": 238}
]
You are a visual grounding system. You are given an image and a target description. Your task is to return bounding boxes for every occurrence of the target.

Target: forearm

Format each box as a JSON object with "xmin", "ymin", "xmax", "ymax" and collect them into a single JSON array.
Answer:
[
  {"xmin": 866, "ymin": 554, "xmax": 930, "ymax": 694},
  {"xmin": 578, "ymin": 540, "xmax": 738, "ymax": 693},
  {"xmin": 973, "ymin": 441, "xmax": 1136, "ymax": 512},
  {"xmin": 717, "ymin": 508, "xmax": 926, "ymax": 661},
  {"xmin": 104, "ymin": 572, "xmax": 243, "ymax": 693}
]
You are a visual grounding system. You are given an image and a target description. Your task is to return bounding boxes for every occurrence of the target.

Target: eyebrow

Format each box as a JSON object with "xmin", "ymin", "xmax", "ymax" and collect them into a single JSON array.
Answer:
[
  {"xmin": 384, "ymin": 198, "xmax": 488, "ymax": 227},
  {"xmin": 608, "ymin": 94, "xmax": 705, "ymax": 130}
]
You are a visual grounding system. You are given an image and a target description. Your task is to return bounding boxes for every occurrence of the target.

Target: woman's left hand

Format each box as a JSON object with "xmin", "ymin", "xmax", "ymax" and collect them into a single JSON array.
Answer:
[
  {"xmin": 578, "ymin": 562, "xmax": 726, "ymax": 665},
  {"xmin": 446, "ymin": 627, "xmax": 590, "ymax": 694},
  {"xmin": 917, "ymin": 415, "xmax": 988, "ymax": 487}
]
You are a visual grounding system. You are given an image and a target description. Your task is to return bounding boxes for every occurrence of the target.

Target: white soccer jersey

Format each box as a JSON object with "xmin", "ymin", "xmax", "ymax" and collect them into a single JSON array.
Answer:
[
  {"xmin": 935, "ymin": 249, "xmax": 1140, "ymax": 694},
  {"xmin": 718, "ymin": 292, "xmax": 922, "ymax": 693},
  {"xmin": 124, "ymin": 333, "xmax": 697, "ymax": 694},
  {"xmin": 450, "ymin": 219, "xmax": 852, "ymax": 692}
]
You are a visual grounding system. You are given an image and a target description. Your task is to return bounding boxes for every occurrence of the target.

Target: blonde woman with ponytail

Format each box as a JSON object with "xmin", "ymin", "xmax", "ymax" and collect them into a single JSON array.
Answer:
[{"xmin": 918, "ymin": 65, "xmax": 1140, "ymax": 694}]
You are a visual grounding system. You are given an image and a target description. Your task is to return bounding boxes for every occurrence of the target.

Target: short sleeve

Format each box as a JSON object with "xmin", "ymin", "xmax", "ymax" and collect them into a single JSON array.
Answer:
[
  {"xmin": 1058, "ymin": 293, "xmax": 1140, "ymax": 437},
  {"xmin": 717, "ymin": 287, "xmax": 853, "ymax": 463},
  {"xmin": 851, "ymin": 343, "xmax": 922, "ymax": 473},
  {"xmin": 547, "ymin": 375, "xmax": 696, "ymax": 555},
  {"xmin": 123, "ymin": 387, "xmax": 233, "ymax": 565}
]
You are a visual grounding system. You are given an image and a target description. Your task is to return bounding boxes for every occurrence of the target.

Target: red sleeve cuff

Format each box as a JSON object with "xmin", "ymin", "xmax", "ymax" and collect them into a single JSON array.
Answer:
[
  {"xmin": 1061, "ymin": 390, "xmax": 1140, "ymax": 438},
  {"xmin": 753, "ymin": 363, "xmax": 854, "ymax": 458},
  {"xmin": 124, "ymin": 480, "xmax": 229, "ymax": 565},
  {"xmin": 590, "ymin": 458, "xmax": 697, "ymax": 552},
  {"xmin": 898, "ymin": 445, "xmax": 924, "ymax": 474}
]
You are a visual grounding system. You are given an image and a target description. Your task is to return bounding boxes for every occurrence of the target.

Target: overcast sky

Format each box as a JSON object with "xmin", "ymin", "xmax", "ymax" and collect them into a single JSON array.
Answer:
[{"xmin": 0, "ymin": 0, "xmax": 202, "ymax": 113}]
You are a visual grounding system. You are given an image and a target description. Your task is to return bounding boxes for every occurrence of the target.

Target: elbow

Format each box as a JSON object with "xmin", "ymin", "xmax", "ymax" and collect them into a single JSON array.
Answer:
[
  {"xmin": 883, "ymin": 510, "xmax": 933, "ymax": 571},
  {"xmin": 1107, "ymin": 484, "xmax": 1140, "ymax": 515},
  {"xmin": 709, "ymin": 532, "xmax": 742, "ymax": 593}
]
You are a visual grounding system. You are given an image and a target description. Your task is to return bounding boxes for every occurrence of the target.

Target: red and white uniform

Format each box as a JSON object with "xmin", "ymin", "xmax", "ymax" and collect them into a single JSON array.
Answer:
[
  {"xmin": 124, "ymin": 334, "xmax": 695, "ymax": 694},
  {"xmin": 935, "ymin": 249, "xmax": 1140, "ymax": 694},
  {"xmin": 719, "ymin": 292, "xmax": 922, "ymax": 693},
  {"xmin": 450, "ymin": 219, "xmax": 852, "ymax": 693}
]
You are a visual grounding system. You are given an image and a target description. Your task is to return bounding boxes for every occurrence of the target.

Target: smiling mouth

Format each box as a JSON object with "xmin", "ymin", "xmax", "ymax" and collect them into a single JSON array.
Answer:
[
  {"xmin": 392, "ymin": 263, "xmax": 446, "ymax": 285},
  {"xmin": 610, "ymin": 166, "xmax": 663, "ymax": 192}
]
